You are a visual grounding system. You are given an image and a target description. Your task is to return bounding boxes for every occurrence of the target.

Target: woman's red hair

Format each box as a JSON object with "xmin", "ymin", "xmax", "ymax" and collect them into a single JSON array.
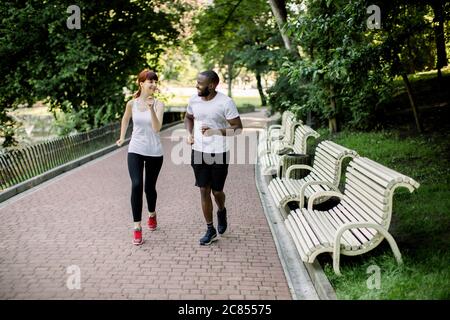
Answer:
[{"xmin": 133, "ymin": 69, "xmax": 158, "ymax": 98}]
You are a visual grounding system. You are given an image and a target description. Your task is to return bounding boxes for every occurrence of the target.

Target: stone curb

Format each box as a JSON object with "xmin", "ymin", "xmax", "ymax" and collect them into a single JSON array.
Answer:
[{"xmin": 254, "ymin": 153, "xmax": 319, "ymax": 300}]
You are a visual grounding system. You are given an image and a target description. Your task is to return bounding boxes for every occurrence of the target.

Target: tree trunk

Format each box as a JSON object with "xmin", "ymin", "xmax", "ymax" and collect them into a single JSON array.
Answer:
[
  {"xmin": 256, "ymin": 72, "xmax": 266, "ymax": 106},
  {"xmin": 401, "ymin": 73, "xmax": 423, "ymax": 133},
  {"xmin": 227, "ymin": 63, "xmax": 233, "ymax": 98},
  {"xmin": 267, "ymin": 0, "xmax": 298, "ymax": 56},
  {"xmin": 432, "ymin": 0, "xmax": 447, "ymax": 77},
  {"xmin": 328, "ymin": 84, "xmax": 338, "ymax": 134}
]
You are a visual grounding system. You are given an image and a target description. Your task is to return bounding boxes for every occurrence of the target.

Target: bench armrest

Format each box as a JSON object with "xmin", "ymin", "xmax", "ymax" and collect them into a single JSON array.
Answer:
[
  {"xmin": 275, "ymin": 144, "xmax": 293, "ymax": 155},
  {"xmin": 269, "ymin": 132, "xmax": 285, "ymax": 141},
  {"xmin": 270, "ymin": 140, "xmax": 288, "ymax": 154},
  {"xmin": 307, "ymin": 191, "xmax": 343, "ymax": 211},
  {"xmin": 298, "ymin": 181, "xmax": 339, "ymax": 207},
  {"xmin": 267, "ymin": 124, "xmax": 282, "ymax": 135},
  {"xmin": 285, "ymin": 165, "xmax": 314, "ymax": 179}
]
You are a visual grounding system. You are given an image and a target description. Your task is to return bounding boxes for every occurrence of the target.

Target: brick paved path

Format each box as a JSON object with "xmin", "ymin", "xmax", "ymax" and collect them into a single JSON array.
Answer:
[{"xmin": 0, "ymin": 110, "xmax": 293, "ymax": 299}]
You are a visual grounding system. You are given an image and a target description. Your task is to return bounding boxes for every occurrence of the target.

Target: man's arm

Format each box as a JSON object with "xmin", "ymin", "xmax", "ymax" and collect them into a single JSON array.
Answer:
[
  {"xmin": 202, "ymin": 116, "xmax": 243, "ymax": 137},
  {"xmin": 223, "ymin": 117, "xmax": 243, "ymax": 136},
  {"xmin": 184, "ymin": 111, "xmax": 195, "ymax": 144}
]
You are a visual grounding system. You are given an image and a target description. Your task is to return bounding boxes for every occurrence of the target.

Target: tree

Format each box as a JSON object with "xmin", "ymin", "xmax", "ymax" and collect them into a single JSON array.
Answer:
[
  {"xmin": 375, "ymin": 0, "xmax": 439, "ymax": 133},
  {"xmin": 0, "ymin": 0, "xmax": 181, "ymax": 147},
  {"xmin": 430, "ymin": 0, "xmax": 449, "ymax": 82},
  {"xmin": 268, "ymin": 0, "xmax": 291, "ymax": 50},
  {"xmin": 193, "ymin": 0, "xmax": 283, "ymax": 102}
]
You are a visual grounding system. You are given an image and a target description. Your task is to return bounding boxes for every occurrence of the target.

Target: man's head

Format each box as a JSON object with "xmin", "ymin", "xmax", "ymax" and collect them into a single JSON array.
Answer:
[{"xmin": 196, "ymin": 70, "xmax": 219, "ymax": 97}]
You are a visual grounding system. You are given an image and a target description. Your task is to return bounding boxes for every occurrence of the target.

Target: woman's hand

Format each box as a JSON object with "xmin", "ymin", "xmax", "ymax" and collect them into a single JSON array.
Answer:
[
  {"xmin": 116, "ymin": 138, "xmax": 125, "ymax": 147},
  {"xmin": 147, "ymin": 97, "xmax": 156, "ymax": 111}
]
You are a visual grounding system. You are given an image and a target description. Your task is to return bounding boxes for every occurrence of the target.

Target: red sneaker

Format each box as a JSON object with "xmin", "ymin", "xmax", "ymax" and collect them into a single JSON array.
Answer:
[
  {"xmin": 133, "ymin": 229, "xmax": 143, "ymax": 245},
  {"xmin": 148, "ymin": 215, "xmax": 157, "ymax": 231}
]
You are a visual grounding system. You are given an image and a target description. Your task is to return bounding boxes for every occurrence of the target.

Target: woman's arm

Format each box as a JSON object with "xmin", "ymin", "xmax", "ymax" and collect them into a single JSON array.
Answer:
[
  {"xmin": 149, "ymin": 100, "xmax": 164, "ymax": 132},
  {"xmin": 116, "ymin": 100, "xmax": 133, "ymax": 146}
]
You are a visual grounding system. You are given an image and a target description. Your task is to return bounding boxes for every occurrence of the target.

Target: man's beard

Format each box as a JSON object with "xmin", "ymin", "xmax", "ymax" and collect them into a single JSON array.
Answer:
[{"xmin": 198, "ymin": 87, "xmax": 210, "ymax": 97}]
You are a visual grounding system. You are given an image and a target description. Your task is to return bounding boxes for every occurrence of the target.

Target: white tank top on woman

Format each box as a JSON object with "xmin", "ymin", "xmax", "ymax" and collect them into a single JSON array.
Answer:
[{"xmin": 128, "ymin": 99, "xmax": 163, "ymax": 157}]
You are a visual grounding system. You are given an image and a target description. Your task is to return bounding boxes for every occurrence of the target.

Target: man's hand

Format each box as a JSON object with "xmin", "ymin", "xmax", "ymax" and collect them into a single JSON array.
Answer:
[
  {"xmin": 201, "ymin": 126, "xmax": 221, "ymax": 137},
  {"xmin": 186, "ymin": 134, "xmax": 194, "ymax": 144}
]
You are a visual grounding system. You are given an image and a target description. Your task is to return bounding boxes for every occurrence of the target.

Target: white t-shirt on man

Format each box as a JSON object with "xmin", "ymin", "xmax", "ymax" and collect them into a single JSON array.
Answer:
[{"xmin": 187, "ymin": 92, "xmax": 240, "ymax": 154}]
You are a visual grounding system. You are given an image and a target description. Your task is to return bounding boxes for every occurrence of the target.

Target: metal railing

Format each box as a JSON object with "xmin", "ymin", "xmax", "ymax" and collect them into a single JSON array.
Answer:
[{"xmin": 0, "ymin": 122, "xmax": 130, "ymax": 191}]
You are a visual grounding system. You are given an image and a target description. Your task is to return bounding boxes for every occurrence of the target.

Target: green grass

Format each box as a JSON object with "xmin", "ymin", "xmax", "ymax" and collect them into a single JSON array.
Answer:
[
  {"xmin": 311, "ymin": 129, "xmax": 450, "ymax": 299},
  {"xmin": 393, "ymin": 66, "xmax": 450, "ymax": 85},
  {"xmin": 232, "ymin": 96, "xmax": 262, "ymax": 108}
]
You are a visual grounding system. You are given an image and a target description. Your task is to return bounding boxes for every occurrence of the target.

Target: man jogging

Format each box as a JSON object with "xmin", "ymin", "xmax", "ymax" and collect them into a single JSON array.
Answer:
[{"xmin": 184, "ymin": 70, "xmax": 243, "ymax": 245}]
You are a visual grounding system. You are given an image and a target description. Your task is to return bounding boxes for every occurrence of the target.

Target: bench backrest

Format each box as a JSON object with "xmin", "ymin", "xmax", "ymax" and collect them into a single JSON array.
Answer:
[
  {"xmin": 291, "ymin": 125, "xmax": 320, "ymax": 154},
  {"xmin": 281, "ymin": 110, "xmax": 294, "ymax": 127},
  {"xmin": 341, "ymin": 157, "xmax": 420, "ymax": 230},
  {"xmin": 310, "ymin": 141, "xmax": 358, "ymax": 186},
  {"xmin": 281, "ymin": 113, "xmax": 302, "ymax": 145}
]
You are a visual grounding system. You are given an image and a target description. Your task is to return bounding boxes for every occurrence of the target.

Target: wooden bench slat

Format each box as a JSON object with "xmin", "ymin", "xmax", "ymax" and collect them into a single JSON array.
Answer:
[
  {"xmin": 288, "ymin": 211, "xmax": 316, "ymax": 252},
  {"xmin": 330, "ymin": 207, "xmax": 369, "ymax": 245},
  {"xmin": 335, "ymin": 204, "xmax": 375, "ymax": 240},
  {"xmin": 312, "ymin": 157, "xmax": 338, "ymax": 181},
  {"xmin": 292, "ymin": 210, "xmax": 321, "ymax": 248},
  {"xmin": 347, "ymin": 167, "xmax": 388, "ymax": 196},
  {"xmin": 346, "ymin": 183, "xmax": 388, "ymax": 212},
  {"xmin": 343, "ymin": 193, "xmax": 385, "ymax": 224},
  {"xmin": 353, "ymin": 158, "xmax": 403, "ymax": 187},
  {"xmin": 307, "ymin": 209, "xmax": 352, "ymax": 249},
  {"xmin": 285, "ymin": 218, "xmax": 308, "ymax": 261},
  {"xmin": 329, "ymin": 207, "xmax": 369, "ymax": 246},
  {"xmin": 315, "ymin": 209, "xmax": 359, "ymax": 250},
  {"xmin": 302, "ymin": 210, "xmax": 333, "ymax": 248}
]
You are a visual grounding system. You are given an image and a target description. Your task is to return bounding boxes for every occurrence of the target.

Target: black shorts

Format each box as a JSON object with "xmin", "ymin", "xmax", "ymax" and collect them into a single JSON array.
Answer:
[{"xmin": 191, "ymin": 150, "xmax": 230, "ymax": 191}]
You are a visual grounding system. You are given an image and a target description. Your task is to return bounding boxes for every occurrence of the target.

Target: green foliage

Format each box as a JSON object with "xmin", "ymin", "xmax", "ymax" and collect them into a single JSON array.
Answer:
[
  {"xmin": 267, "ymin": 0, "xmax": 447, "ymax": 130},
  {"xmin": 376, "ymin": 1, "xmax": 436, "ymax": 75},
  {"xmin": 266, "ymin": 72, "xmax": 309, "ymax": 117},
  {"xmin": 0, "ymin": 0, "xmax": 182, "ymax": 147},
  {"xmin": 192, "ymin": 0, "xmax": 284, "ymax": 93},
  {"xmin": 52, "ymin": 108, "xmax": 91, "ymax": 137}
]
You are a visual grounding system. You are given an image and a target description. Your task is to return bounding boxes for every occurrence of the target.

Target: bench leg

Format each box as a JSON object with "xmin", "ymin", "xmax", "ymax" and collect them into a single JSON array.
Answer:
[
  {"xmin": 333, "ymin": 223, "xmax": 403, "ymax": 276},
  {"xmin": 380, "ymin": 230, "xmax": 403, "ymax": 265},
  {"xmin": 332, "ymin": 249, "xmax": 342, "ymax": 276}
]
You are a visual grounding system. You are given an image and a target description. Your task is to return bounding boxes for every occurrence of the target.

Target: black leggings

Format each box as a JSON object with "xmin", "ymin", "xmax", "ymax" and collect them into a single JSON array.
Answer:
[{"xmin": 127, "ymin": 152, "xmax": 163, "ymax": 222}]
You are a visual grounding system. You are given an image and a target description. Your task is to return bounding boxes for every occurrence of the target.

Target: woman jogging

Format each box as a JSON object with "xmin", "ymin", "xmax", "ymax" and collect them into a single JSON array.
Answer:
[{"xmin": 116, "ymin": 69, "xmax": 165, "ymax": 245}]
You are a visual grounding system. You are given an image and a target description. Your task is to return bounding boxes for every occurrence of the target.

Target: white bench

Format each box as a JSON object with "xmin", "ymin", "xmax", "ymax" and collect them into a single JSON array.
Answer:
[
  {"xmin": 260, "ymin": 125, "xmax": 320, "ymax": 176},
  {"xmin": 268, "ymin": 141, "xmax": 358, "ymax": 209},
  {"xmin": 284, "ymin": 156, "xmax": 420, "ymax": 275},
  {"xmin": 259, "ymin": 110, "xmax": 293, "ymax": 143},
  {"xmin": 258, "ymin": 112, "xmax": 302, "ymax": 157}
]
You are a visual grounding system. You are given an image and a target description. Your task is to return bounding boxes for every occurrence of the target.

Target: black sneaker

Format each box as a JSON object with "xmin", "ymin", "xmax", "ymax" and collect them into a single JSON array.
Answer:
[
  {"xmin": 217, "ymin": 208, "xmax": 227, "ymax": 235},
  {"xmin": 199, "ymin": 227, "xmax": 218, "ymax": 246}
]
